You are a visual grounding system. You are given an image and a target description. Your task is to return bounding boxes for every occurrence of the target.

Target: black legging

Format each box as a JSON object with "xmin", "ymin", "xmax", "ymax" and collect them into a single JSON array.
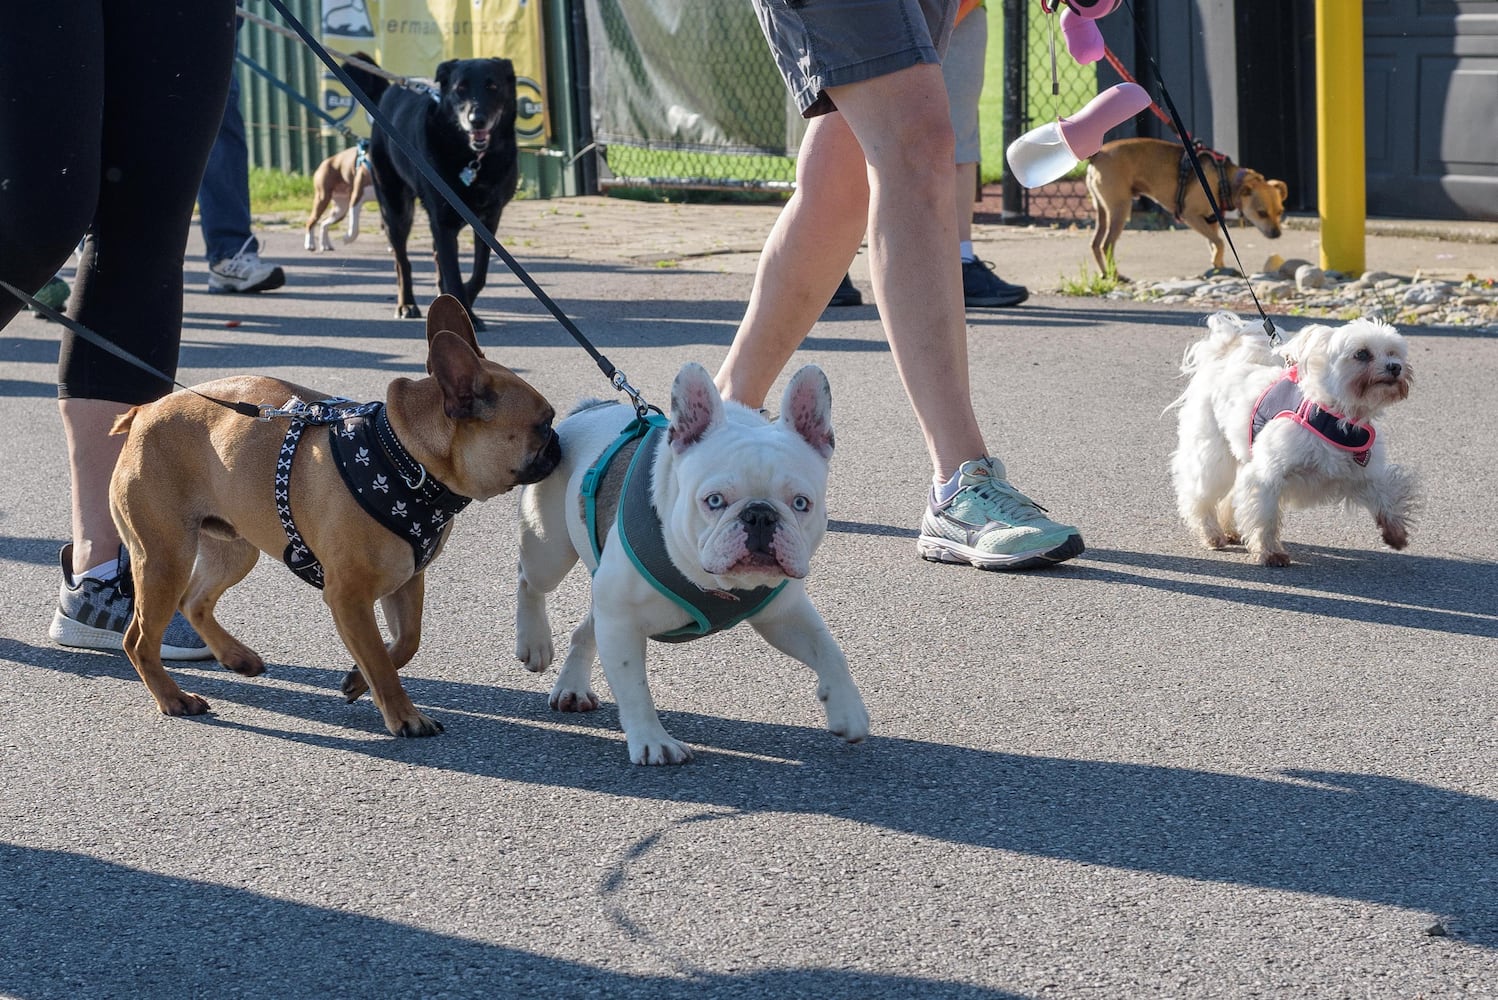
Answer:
[{"xmin": 0, "ymin": 1, "xmax": 237, "ymax": 404}]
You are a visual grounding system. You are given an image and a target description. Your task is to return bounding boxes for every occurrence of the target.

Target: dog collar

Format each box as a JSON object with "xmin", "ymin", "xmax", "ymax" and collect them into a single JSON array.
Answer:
[
  {"xmin": 274, "ymin": 398, "xmax": 471, "ymax": 589},
  {"xmin": 581, "ymin": 412, "xmax": 785, "ymax": 643},
  {"xmin": 1249, "ymin": 367, "xmax": 1375, "ymax": 466}
]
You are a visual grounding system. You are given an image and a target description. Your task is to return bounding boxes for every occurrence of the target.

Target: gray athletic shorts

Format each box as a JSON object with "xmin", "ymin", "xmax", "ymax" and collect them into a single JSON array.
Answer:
[
  {"xmin": 752, "ymin": 0, "xmax": 958, "ymax": 118},
  {"xmin": 944, "ymin": 9, "xmax": 987, "ymax": 163}
]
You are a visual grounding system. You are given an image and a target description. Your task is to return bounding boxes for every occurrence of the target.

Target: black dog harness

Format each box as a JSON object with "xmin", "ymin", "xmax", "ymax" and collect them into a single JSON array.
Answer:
[
  {"xmin": 581, "ymin": 412, "xmax": 785, "ymax": 643},
  {"xmin": 1175, "ymin": 142, "xmax": 1239, "ymax": 225},
  {"xmin": 274, "ymin": 397, "xmax": 472, "ymax": 589},
  {"xmin": 1249, "ymin": 367, "xmax": 1375, "ymax": 467}
]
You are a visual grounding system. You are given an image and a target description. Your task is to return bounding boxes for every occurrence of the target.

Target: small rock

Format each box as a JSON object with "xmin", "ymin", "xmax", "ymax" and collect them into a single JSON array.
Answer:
[
  {"xmin": 1278, "ymin": 257, "xmax": 1314, "ymax": 279},
  {"xmin": 1375, "ymin": 277, "xmax": 1405, "ymax": 290},
  {"xmin": 1295, "ymin": 265, "xmax": 1327, "ymax": 291},
  {"xmin": 1425, "ymin": 922, "xmax": 1449, "ymax": 937},
  {"xmin": 1263, "ymin": 253, "xmax": 1285, "ymax": 273},
  {"xmin": 1362, "ymin": 270, "xmax": 1397, "ymax": 283},
  {"xmin": 1403, "ymin": 282, "xmax": 1453, "ymax": 305}
]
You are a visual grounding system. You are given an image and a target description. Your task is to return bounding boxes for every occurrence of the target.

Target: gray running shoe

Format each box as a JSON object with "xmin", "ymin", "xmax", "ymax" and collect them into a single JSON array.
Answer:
[
  {"xmin": 917, "ymin": 457, "xmax": 1084, "ymax": 570},
  {"xmin": 49, "ymin": 544, "xmax": 213, "ymax": 661},
  {"xmin": 208, "ymin": 237, "xmax": 285, "ymax": 294}
]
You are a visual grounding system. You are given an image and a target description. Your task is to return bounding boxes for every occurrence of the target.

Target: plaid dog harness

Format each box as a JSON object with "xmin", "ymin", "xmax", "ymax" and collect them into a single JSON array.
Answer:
[
  {"xmin": 580, "ymin": 410, "xmax": 784, "ymax": 643},
  {"xmin": 274, "ymin": 398, "xmax": 471, "ymax": 588},
  {"xmin": 1249, "ymin": 367, "xmax": 1375, "ymax": 466}
]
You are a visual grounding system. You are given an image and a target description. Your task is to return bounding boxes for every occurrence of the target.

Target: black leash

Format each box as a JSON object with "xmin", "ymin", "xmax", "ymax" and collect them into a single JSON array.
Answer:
[
  {"xmin": 234, "ymin": 50, "xmax": 361, "ymax": 143},
  {"xmin": 0, "ymin": 279, "xmax": 263, "ymax": 419},
  {"xmin": 259, "ymin": 0, "xmax": 656, "ymax": 414},
  {"xmin": 1109, "ymin": 0, "xmax": 1278, "ymax": 344}
]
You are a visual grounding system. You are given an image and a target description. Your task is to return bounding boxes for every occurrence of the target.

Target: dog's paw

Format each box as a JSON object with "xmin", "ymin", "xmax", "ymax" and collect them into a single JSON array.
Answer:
[
  {"xmin": 218, "ymin": 646, "xmax": 265, "ymax": 677},
  {"xmin": 340, "ymin": 667, "xmax": 369, "ymax": 702},
  {"xmin": 628, "ymin": 732, "xmax": 694, "ymax": 766},
  {"xmin": 156, "ymin": 691, "xmax": 211, "ymax": 717},
  {"xmin": 820, "ymin": 684, "xmax": 870, "ymax": 744},
  {"xmin": 342, "ymin": 232, "xmax": 359, "ymax": 245},
  {"xmin": 1257, "ymin": 550, "xmax": 1293, "ymax": 567},
  {"xmin": 515, "ymin": 627, "xmax": 554, "ymax": 673},
  {"xmin": 303, "ymin": 234, "xmax": 317, "ymax": 252},
  {"xmin": 548, "ymin": 684, "xmax": 600, "ymax": 713},
  {"xmin": 396, "ymin": 303, "xmax": 422, "ymax": 320},
  {"xmin": 394, "ymin": 712, "xmax": 445, "ymax": 738},
  {"xmin": 1378, "ymin": 516, "xmax": 1409, "ymax": 550}
]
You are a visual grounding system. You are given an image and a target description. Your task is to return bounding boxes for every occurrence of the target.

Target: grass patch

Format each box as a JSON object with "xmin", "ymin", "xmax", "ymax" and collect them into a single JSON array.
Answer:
[
  {"xmin": 1057, "ymin": 249, "xmax": 1123, "ymax": 296},
  {"xmin": 248, "ymin": 167, "xmax": 314, "ymax": 216}
]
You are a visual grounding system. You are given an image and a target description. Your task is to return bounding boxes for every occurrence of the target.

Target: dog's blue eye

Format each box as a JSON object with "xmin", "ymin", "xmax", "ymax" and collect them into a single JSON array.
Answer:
[
  {"xmin": 705, "ymin": 493, "xmax": 726, "ymax": 510},
  {"xmin": 1355, "ymin": 349, "xmax": 1373, "ymax": 361},
  {"xmin": 792, "ymin": 495, "xmax": 811, "ymax": 513}
]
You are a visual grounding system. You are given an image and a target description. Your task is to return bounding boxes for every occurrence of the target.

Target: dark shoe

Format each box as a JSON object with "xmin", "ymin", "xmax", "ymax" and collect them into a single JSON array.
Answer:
[
  {"xmin": 27, "ymin": 275, "xmax": 69, "ymax": 318},
  {"xmin": 49, "ymin": 544, "xmax": 212, "ymax": 661},
  {"xmin": 962, "ymin": 259, "xmax": 1028, "ymax": 308},
  {"xmin": 827, "ymin": 273, "xmax": 863, "ymax": 308}
]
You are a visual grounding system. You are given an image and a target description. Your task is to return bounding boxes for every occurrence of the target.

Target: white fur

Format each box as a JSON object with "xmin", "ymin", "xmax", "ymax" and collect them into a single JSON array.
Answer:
[
  {"xmin": 513, "ymin": 362, "xmax": 868, "ymax": 764},
  {"xmin": 1167, "ymin": 311, "xmax": 1419, "ymax": 566}
]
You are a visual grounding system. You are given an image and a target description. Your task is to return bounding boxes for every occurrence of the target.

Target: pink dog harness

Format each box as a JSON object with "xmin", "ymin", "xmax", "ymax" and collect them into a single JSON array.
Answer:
[{"xmin": 1249, "ymin": 366, "xmax": 1374, "ymax": 466}]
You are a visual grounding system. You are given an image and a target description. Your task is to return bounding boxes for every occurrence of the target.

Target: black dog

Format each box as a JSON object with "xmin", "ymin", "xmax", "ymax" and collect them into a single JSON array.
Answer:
[{"xmin": 363, "ymin": 58, "xmax": 519, "ymax": 330}]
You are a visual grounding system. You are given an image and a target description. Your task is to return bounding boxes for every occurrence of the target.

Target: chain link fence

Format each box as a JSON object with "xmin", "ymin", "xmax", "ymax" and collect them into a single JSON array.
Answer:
[{"xmin": 585, "ymin": 3, "xmax": 1102, "ymax": 221}]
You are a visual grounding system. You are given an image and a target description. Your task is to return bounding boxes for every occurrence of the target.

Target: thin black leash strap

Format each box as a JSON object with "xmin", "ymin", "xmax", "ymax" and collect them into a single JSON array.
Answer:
[
  {"xmin": 259, "ymin": 0, "xmax": 654, "ymax": 408},
  {"xmin": 0, "ymin": 279, "xmax": 263, "ymax": 419},
  {"xmin": 236, "ymin": 51, "xmax": 360, "ymax": 142},
  {"xmin": 1111, "ymin": 0, "xmax": 1278, "ymax": 344}
]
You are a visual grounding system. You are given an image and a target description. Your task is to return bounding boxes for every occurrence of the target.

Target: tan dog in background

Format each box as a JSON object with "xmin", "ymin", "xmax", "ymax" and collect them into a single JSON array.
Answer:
[
  {"xmin": 109, "ymin": 295, "xmax": 560, "ymax": 737},
  {"xmin": 1086, "ymin": 137, "xmax": 1288, "ymax": 276},
  {"xmin": 304, "ymin": 145, "xmax": 377, "ymax": 252}
]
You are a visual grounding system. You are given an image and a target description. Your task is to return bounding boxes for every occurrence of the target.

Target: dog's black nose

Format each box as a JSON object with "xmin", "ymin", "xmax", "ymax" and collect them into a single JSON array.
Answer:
[
  {"xmin": 739, "ymin": 501, "xmax": 779, "ymax": 553},
  {"xmin": 1386, "ymin": 361, "xmax": 1403, "ymax": 378}
]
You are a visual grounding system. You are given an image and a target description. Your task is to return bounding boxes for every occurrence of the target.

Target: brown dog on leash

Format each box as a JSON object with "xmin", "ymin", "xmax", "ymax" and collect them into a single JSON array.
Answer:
[
  {"xmin": 1086, "ymin": 137, "xmax": 1289, "ymax": 276},
  {"xmin": 304, "ymin": 145, "xmax": 377, "ymax": 252},
  {"xmin": 109, "ymin": 295, "xmax": 560, "ymax": 737}
]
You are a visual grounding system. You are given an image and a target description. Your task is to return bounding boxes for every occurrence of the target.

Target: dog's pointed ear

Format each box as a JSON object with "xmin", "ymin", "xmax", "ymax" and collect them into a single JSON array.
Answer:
[
  {"xmin": 668, "ymin": 362, "xmax": 724, "ymax": 453},
  {"xmin": 779, "ymin": 365, "xmax": 834, "ymax": 459},
  {"xmin": 435, "ymin": 59, "xmax": 457, "ymax": 89},
  {"xmin": 425, "ymin": 295, "xmax": 484, "ymax": 370},
  {"xmin": 427, "ymin": 330, "xmax": 498, "ymax": 421}
]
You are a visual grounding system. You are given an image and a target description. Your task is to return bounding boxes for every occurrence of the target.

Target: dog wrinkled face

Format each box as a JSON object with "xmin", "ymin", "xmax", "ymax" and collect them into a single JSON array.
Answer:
[
  {"xmin": 661, "ymin": 364, "xmax": 833, "ymax": 587},
  {"xmin": 1287, "ymin": 319, "xmax": 1411, "ymax": 422},
  {"xmin": 437, "ymin": 57, "xmax": 518, "ymax": 154}
]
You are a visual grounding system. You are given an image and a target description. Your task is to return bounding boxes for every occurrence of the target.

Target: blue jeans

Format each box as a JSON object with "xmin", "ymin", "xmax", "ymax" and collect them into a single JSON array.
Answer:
[{"xmin": 199, "ymin": 50, "xmax": 256, "ymax": 264}]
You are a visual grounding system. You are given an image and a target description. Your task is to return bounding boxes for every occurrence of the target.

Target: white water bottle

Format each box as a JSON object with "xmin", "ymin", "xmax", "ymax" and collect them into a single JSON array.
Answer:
[{"xmin": 1005, "ymin": 83, "xmax": 1152, "ymax": 188}]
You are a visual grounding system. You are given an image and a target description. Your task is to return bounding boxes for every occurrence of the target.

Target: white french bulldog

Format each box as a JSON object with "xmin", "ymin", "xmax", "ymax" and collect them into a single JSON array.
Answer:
[{"xmin": 514, "ymin": 361, "xmax": 869, "ymax": 765}]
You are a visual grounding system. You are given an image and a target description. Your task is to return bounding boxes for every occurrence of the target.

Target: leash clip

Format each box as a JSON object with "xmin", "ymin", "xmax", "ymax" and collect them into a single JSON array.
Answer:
[{"xmin": 611, "ymin": 370, "xmax": 655, "ymax": 419}]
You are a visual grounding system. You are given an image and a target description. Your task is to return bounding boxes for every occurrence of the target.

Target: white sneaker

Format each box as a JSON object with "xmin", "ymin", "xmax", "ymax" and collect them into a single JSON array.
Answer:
[{"xmin": 208, "ymin": 237, "xmax": 285, "ymax": 294}]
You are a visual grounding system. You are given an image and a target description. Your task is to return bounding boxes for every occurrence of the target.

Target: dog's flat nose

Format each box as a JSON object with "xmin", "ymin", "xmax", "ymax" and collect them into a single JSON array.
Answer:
[{"xmin": 739, "ymin": 501, "xmax": 778, "ymax": 553}]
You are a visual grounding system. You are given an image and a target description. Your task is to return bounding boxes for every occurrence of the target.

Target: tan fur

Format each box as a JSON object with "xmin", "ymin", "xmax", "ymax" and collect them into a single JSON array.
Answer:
[
  {"xmin": 1085, "ymin": 137, "xmax": 1289, "ymax": 275},
  {"xmin": 109, "ymin": 295, "xmax": 558, "ymax": 737},
  {"xmin": 304, "ymin": 146, "xmax": 377, "ymax": 252}
]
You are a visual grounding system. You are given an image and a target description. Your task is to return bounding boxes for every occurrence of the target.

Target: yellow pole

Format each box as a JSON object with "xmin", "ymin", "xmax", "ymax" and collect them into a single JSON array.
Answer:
[{"xmin": 1316, "ymin": 0, "xmax": 1366, "ymax": 274}]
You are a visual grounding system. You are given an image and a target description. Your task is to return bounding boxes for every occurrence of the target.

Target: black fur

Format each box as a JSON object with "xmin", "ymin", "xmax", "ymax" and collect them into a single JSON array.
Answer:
[{"xmin": 364, "ymin": 58, "xmax": 519, "ymax": 330}]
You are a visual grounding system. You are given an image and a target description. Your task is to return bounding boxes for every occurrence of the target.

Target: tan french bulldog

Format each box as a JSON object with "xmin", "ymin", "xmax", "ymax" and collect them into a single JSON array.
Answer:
[
  {"xmin": 1086, "ymin": 136, "xmax": 1289, "ymax": 276},
  {"xmin": 109, "ymin": 294, "xmax": 559, "ymax": 737},
  {"xmin": 514, "ymin": 362, "xmax": 869, "ymax": 765}
]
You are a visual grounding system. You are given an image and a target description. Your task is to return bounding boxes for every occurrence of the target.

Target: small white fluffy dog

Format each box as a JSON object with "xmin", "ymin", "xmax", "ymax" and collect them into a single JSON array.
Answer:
[{"xmin": 1168, "ymin": 311, "xmax": 1417, "ymax": 566}]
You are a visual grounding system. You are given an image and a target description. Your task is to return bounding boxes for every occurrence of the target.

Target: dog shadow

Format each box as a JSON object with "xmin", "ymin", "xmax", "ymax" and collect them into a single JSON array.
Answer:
[
  {"xmin": 18, "ymin": 640, "xmax": 1488, "ymax": 950},
  {"xmin": 0, "ymin": 841, "xmax": 1021, "ymax": 999},
  {"xmin": 1076, "ymin": 545, "xmax": 1498, "ymax": 637}
]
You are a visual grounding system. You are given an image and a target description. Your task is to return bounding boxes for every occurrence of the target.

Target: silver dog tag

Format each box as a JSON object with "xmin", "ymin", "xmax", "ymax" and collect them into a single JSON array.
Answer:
[{"xmin": 459, "ymin": 164, "xmax": 476, "ymax": 187}]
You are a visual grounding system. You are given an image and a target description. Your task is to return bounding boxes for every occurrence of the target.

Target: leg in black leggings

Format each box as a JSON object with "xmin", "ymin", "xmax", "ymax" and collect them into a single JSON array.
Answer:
[
  {"xmin": 0, "ymin": 1, "xmax": 237, "ymax": 400},
  {"xmin": 0, "ymin": 1, "xmax": 235, "ymax": 579}
]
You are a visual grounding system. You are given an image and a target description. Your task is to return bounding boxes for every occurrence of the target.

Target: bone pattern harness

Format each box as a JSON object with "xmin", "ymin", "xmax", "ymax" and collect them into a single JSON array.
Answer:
[
  {"xmin": 581, "ymin": 412, "xmax": 785, "ymax": 643},
  {"xmin": 1249, "ymin": 367, "xmax": 1375, "ymax": 467},
  {"xmin": 274, "ymin": 398, "xmax": 472, "ymax": 588}
]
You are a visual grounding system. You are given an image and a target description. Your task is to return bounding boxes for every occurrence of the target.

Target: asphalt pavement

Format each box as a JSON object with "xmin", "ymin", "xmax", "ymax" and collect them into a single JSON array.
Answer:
[{"xmin": 1, "ymin": 198, "xmax": 1494, "ymax": 998}]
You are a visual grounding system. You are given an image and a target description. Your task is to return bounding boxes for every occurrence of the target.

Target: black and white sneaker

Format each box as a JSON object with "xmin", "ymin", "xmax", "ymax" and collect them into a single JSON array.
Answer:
[
  {"xmin": 208, "ymin": 237, "xmax": 285, "ymax": 294},
  {"xmin": 49, "ymin": 544, "xmax": 213, "ymax": 661}
]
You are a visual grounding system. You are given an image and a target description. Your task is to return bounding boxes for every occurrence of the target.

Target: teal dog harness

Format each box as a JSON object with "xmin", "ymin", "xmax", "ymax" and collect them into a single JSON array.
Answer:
[{"xmin": 581, "ymin": 412, "xmax": 785, "ymax": 643}]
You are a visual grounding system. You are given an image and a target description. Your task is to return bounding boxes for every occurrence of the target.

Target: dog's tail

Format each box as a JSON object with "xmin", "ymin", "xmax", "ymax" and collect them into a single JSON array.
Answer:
[
  {"xmin": 1180, "ymin": 310, "xmax": 1276, "ymax": 376},
  {"xmin": 1162, "ymin": 310, "xmax": 1278, "ymax": 416},
  {"xmin": 342, "ymin": 52, "xmax": 390, "ymax": 106}
]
